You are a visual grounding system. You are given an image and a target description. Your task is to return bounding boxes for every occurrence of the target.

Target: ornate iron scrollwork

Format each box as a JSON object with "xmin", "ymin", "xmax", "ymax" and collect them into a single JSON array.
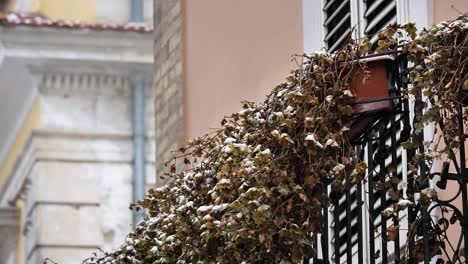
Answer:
[{"xmin": 316, "ymin": 52, "xmax": 467, "ymax": 264}]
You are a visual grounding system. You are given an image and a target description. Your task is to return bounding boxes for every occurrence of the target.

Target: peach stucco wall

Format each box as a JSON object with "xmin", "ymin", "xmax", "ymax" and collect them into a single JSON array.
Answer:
[
  {"xmin": 182, "ymin": 0, "xmax": 303, "ymax": 139},
  {"xmin": 433, "ymin": 0, "xmax": 468, "ymax": 23}
]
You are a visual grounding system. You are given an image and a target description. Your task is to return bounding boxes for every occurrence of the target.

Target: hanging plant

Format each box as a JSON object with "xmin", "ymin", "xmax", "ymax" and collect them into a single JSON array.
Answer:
[{"xmin": 83, "ymin": 15, "xmax": 467, "ymax": 264}]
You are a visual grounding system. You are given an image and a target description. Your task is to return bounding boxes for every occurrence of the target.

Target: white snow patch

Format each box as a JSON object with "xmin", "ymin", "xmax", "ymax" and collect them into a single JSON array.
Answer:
[
  {"xmin": 212, "ymin": 203, "xmax": 229, "ymax": 213},
  {"xmin": 224, "ymin": 137, "xmax": 236, "ymax": 144},
  {"xmin": 197, "ymin": 205, "xmax": 213, "ymax": 213}
]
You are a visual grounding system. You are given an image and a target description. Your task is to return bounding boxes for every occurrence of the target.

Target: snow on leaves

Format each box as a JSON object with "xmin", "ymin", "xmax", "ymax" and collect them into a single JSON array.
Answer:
[{"xmin": 84, "ymin": 16, "xmax": 467, "ymax": 264}]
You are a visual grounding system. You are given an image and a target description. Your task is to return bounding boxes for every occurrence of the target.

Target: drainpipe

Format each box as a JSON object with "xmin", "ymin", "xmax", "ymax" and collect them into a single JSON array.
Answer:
[
  {"xmin": 131, "ymin": 78, "xmax": 145, "ymax": 226},
  {"xmin": 131, "ymin": 0, "xmax": 144, "ymax": 23},
  {"xmin": 131, "ymin": 0, "xmax": 145, "ymax": 226}
]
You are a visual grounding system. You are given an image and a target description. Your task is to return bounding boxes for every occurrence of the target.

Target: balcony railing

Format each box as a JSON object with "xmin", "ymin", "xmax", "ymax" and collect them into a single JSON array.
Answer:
[{"xmin": 308, "ymin": 52, "xmax": 468, "ymax": 264}]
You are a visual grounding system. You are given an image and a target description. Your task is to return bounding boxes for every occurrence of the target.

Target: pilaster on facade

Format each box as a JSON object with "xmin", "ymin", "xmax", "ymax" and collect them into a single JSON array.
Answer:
[{"xmin": 0, "ymin": 26, "xmax": 153, "ymax": 65}]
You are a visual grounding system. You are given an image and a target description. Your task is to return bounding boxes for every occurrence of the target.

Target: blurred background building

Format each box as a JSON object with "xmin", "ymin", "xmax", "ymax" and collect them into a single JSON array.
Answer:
[
  {"xmin": 0, "ymin": 1, "xmax": 154, "ymax": 263},
  {"xmin": 0, "ymin": 0, "xmax": 466, "ymax": 264}
]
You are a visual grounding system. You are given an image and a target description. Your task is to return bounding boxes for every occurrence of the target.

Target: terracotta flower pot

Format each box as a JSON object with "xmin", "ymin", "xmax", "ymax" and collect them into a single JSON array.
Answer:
[
  {"xmin": 346, "ymin": 55, "xmax": 396, "ymax": 142},
  {"xmin": 349, "ymin": 55, "xmax": 394, "ymax": 114}
]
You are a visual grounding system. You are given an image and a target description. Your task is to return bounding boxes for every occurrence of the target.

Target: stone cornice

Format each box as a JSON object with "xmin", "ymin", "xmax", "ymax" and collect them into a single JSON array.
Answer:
[
  {"xmin": 30, "ymin": 66, "xmax": 153, "ymax": 97},
  {"xmin": 0, "ymin": 129, "xmax": 155, "ymax": 206},
  {"xmin": 0, "ymin": 26, "xmax": 153, "ymax": 65}
]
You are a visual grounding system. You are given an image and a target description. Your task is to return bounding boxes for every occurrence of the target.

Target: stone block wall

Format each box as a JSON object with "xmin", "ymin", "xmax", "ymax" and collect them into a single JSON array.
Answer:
[
  {"xmin": 153, "ymin": 0, "xmax": 184, "ymax": 185},
  {"xmin": 15, "ymin": 67, "xmax": 156, "ymax": 264}
]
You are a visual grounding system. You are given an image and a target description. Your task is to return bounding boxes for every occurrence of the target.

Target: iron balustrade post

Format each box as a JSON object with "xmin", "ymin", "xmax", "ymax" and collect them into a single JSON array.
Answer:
[
  {"xmin": 357, "ymin": 182, "xmax": 364, "ymax": 264},
  {"xmin": 415, "ymin": 81, "xmax": 430, "ymax": 264},
  {"xmin": 390, "ymin": 114, "xmax": 401, "ymax": 264},
  {"xmin": 322, "ymin": 206, "xmax": 330, "ymax": 263},
  {"xmin": 345, "ymin": 177, "xmax": 352, "ymax": 263},
  {"xmin": 333, "ymin": 199, "xmax": 340, "ymax": 264},
  {"xmin": 378, "ymin": 124, "xmax": 388, "ymax": 264},
  {"xmin": 367, "ymin": 133, "xmax": 376, "ymax": 264},
  {"xmin": 399, "ymin": 55, "xmax": 417, "ymax": 263}
]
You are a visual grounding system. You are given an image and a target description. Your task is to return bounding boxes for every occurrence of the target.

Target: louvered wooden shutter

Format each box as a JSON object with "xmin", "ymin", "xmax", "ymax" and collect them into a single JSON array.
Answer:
[
  {"xmin": 365, "ymin": 113, "xmax": 410, "ymax": 263},
  {"xmin": 323, "ymin": 0, "xmax": 398, "ymax": 51},
  {"xmin": 323, "ymin": 2, "xmax": 403, "ymax": 262},
  {"xmin": 364, "ymin": 0, "xmax": 398, "ymax": 44},
  {"xmin": 330, "ymin": 185, "xmax": 360, "ymax": 263},
  {"xmin": 329, "ymin": 114, "xmax": 411, "ymax": 263},
  {"xmin": 323, "ymin": 0, "xmax": 352, "ymax": 52}
]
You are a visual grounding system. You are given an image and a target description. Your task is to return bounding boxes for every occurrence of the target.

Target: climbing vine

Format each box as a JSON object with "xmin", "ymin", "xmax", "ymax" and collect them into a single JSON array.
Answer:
[{"xmin": 83, "ymin": 16, "xmax": 467, "ymax": 264}]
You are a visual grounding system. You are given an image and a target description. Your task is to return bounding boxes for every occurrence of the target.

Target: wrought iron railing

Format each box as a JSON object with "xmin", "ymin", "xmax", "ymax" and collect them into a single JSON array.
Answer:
[{"xmin": 309, "ymin": 53, "xmax": 467, "ymax": 264}]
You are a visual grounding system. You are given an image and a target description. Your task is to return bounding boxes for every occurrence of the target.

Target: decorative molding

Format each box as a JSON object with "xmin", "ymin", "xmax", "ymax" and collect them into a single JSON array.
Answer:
[
  {"xmin": 36, "ymin": 70, "xmax": 131, "ymax": 96},
  {"xmin": 30, "ymin": 67, "xmax": 153, "ymax": 97},
  {"xmin": 0, "ymin": 23, "xmax": 154, "ymax": 171},
  {"xmin": 0, "ymin": 26, "xmax": 153, "ymax": 65}
]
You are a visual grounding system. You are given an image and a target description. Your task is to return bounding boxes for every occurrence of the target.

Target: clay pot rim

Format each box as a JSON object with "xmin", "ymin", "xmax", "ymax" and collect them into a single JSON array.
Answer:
[
  {"xmin": 340, "ymin": 54, "xmax": 395, "ymax": 68},
  {"xmin": 354, "ymin": 54, "xmax": 395, "ymax": 63}
]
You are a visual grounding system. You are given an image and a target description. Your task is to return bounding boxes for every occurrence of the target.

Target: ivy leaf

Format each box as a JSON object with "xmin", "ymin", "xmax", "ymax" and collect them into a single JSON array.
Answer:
[
  {"xmin": 403, "ymin": 22, "xmax": 417, "ymax": 39},
  {"xmin": 339, "ymin": 105, "xmax": 354, "ymax": 116},
  {"xmin": 304, "ymin": 175, "xmax": 320, "ymax": 189},
  {"xmin": 291, "ymin": 246, "xmax": 303, "ymax": 263},
  {"xmin": 252, "ymin": 205, "xmax": 271, "ymax": 225},
  {"xmin": 401, "ymin": 141, "xmax": 416, "ymax": 149},
  {"xmin": 277, "ymin": 185, "xmax": 290, "ymax": 196}
]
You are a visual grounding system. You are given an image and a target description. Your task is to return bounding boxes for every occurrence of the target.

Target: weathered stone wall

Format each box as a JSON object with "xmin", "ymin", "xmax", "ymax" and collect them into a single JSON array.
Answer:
[
  {"xmin": 0, "ymin": 14, "xmax": 155, "ymax": 264},
  {"xmin": 153, "ymin": 0, "xmax": 184, "ymax": 185},
  {"xmin": 3, "ymin": 67, "xmax": 156, "ymax": 264}
]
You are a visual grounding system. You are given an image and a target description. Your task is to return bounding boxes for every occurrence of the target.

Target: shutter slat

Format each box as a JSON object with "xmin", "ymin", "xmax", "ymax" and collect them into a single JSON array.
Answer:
[
  {"xmin": 369, "ymin": 16, "xmax": 397, "ymax": 44},
  {"xmin": 323, "ymin": 0, "xmax": 351, "ymax": 52},
  {"xmin": 364, "ymin": 0, "xmax": 386, "ymax": 17},
  {"xmin": 325, "ymin": 13, "xmax": 352, "ymax": 41},
  {"xmin": 328, "ymin": 28, "xmax": 351, "ymax": 52},
  {"xmin": 323, "ymin": 0, "xmax": 337, "ymax": 11},
  {"xmin": 324, "ymin": 0, "xmax": 350, "ymax": 26},
  {"xmin": 365, "ymin": 1, "xmax": 397, "ymax": 34}
]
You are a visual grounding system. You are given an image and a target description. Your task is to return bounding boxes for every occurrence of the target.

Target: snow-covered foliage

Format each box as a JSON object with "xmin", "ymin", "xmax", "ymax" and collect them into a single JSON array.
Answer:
[{"xmin": 83, "ymin": 16, "xmax": 467, "ymax": 264}]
